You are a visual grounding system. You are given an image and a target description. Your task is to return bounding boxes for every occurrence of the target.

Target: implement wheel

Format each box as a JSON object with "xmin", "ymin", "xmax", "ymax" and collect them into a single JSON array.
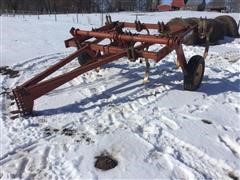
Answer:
[
  {"xmin": 78, "ymin": 52, "xmax": 91, "ymax": 65},
  {"xmin": 184, "ymin": 55, "xmax": 205, "ymax": 91}
]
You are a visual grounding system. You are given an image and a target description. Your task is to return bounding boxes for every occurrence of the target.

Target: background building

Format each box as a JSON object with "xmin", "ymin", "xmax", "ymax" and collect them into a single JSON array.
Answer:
[{"xmin": 0, "ymin": 0, "xmax": 239, "ymax": 13}]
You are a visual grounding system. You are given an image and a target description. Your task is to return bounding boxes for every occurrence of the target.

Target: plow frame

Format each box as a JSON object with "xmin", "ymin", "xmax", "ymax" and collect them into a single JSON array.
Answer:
[{"xmin": 12, "ymin": 16, "xmax": 203, "ymax": 116}]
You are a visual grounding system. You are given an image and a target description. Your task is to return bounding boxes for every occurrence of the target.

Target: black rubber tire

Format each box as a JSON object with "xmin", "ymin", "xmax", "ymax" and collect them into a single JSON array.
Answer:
[
  {"xmin": 184, "ymin": 55, "xmax": 205, "ymax": 91},
  {"xmin": 78, "ymin": 52, "xmax": 91, "ymax": 65}
]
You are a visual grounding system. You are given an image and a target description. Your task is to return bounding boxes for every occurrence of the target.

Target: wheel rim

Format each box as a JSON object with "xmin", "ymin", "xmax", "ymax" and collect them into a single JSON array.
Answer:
[{"xmin": 193, "ymin": 64, "xmax": 203, "ymax": 86}]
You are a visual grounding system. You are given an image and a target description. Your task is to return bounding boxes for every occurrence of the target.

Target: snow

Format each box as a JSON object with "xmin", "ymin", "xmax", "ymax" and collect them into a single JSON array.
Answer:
[{"xmin": 1, "ymin": 11, "xmax": 240, "ymax": 179}]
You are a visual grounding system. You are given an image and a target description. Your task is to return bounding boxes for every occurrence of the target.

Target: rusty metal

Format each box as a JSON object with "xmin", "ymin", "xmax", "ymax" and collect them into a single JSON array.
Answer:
[{"xmin": 12, "ymin": 16, "xmax": 202, "ymax": 116}]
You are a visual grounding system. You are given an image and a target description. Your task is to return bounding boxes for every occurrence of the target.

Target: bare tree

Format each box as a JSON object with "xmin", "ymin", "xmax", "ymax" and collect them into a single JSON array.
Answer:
[
  {"xmin": 7, "ymin": 0, "xmax": 19, "ymax": 12},
  {"xmin": 229, "ymin": 0, "xmax": 240, "ymax": 12}
]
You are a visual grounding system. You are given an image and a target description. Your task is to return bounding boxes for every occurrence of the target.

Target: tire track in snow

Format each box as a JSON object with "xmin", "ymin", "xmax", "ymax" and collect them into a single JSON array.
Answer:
[
  {"xmin": 97, "ymin": 68, "xmax": 239, "ymax": 178},
  {"xmin": 117, "ymin": 112, "xmax": 239, "ymax": 179},
  {"xmin": 1, "ymin": 53, "xmax": 64, "ymax": 90},
  {"xmin": 15, "ymin": 157, "xmax": 29, "ymax": 179},
  {"xmin": 1, "ymin": 53, "xmax": 105, "ymax": 173},
  {"xmin": 47, "ymin": 73, "xmax": 141, "ymax": 97},
  {"xmin": 2, "ymin": 51, "xmax": 239, "ymax": 179},
  {"xmin": 0, "ymin": 142, "xmax": 53, "ymax": 179},
  {"xmin": 2, "ymin": 53, "xmax": 82, "ymax": 116},
  {"xmin": 12, "ymin": 53, "xmax": 74, "ymax": 87},
  {"xmin": 1, "ymin": 51, "xmax": 101, "ymax": 178},
  {"xmin": 218, "ymin": 135, "xmax": 240, "ymax": 159},
  {"xmin": 92, "ymin": 76, "xmax": 239, "ymax": 179},
  {"xmin": 160, "ymin": 131, "xmax": 239, "ymax": 179},
  {"xmin": 46, "ymin": 144, "xmax": 82, "ymax": 180},
  {"xmin": 0, "ymin": 135, "xmax": 55, "ymax": 166},
  {"xmin": 0, "ymin": 137, "xmax": 80, "ymax": 179},
  {"xmin": 4, "ymin": 51, "xmax": 178, "ymax": 118},
  {"xmin": 34, "ymin": 61, "xmax": 181, "ymax": 177}
]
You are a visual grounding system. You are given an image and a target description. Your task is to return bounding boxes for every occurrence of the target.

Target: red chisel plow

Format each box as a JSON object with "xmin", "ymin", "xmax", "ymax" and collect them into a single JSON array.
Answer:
[{"xmin": 12, "ymin": 16, "xmax": 206, "ymax": 115}]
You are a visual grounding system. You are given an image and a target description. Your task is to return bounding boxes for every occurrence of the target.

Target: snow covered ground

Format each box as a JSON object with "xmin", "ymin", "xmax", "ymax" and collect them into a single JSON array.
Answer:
[{"xmin": 1, "ymin": 11, "xmax": 240, "ymax": 179}]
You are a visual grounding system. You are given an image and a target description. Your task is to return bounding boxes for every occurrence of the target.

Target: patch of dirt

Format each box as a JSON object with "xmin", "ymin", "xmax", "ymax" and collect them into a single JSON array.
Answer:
[
  {"xmin": 10, "ymin": 115, "xmax": 19, "ymax": 120},
  {"xmin": 228, "ymin": 171, "xmax": 239, "ymax": 180},
  {"xmin": 75, "ymin": 132, "xmax": 95, "ymax": 144},
  {"xmin": 43, "ymin": 127, "xmax": 94, "ymax": 144},
  {"xmin": 43, "ymin": 127, "xmax": 53, "ymax": 136},
  {"xmin": 95, "ymin": 152, "xmax": 118, "ymax": 171},
  {"xmin": 61, "ymin": 128, "xmax": 77, "ymax": 136},
  {"xmin": 43, "ymin": 126, "xmax": 77, "ymax": 137},
  {"xmin": 0, "ymin": 87, "xmax": 11, "ymax": 96},
  {"xmin": 201, "ymin": 119, "xmax": 213, "ymax": 125},
  {"xmin": 0, "ymin": 87, "xmax": 16, "ymax": 110},
  {"xmin": 0, "ymin": 66, "xmax": 20, "ymax": 78},
  {"xmin": 43, "ymin": 127, "xmax": 60, "ymax": 136}
]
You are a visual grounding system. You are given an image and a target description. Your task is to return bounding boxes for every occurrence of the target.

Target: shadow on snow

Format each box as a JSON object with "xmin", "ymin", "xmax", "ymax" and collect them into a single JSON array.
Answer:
[{"xmin": 36, "ymin": 61, "xmax": 240, "ymax": 116}]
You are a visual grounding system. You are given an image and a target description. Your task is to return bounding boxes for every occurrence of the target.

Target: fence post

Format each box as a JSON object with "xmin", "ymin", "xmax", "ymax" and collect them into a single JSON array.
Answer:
[
  {"xmin": 76, "ymin": 12, "xmax": 79, "ymax": 23},
  {"xmin": 101, "ymin": 12, "xmax": 104, "ymax": 26},
  {"xmin": 22, "ymin": 10, "xmax": 25, "ymax": 18},
  {"xmin": 37, "ymin": 11, "xmax": 40, "ymax": 20},
  {"xmin": 101, "ymin": 0, "xmax": 104, "ymax": 26},
  {"xmin": 54, "ymin": 11, "xmax": 57, "ymax": 21}
]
